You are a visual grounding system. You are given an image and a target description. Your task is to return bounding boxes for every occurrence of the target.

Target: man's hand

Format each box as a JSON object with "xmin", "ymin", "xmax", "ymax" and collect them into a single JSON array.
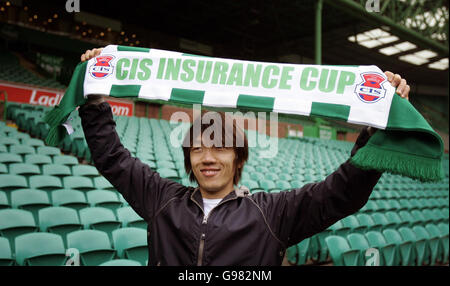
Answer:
[
  {"xmin": 81, "ymin": 48, "xmax": 104, "ymax": 62},
  {"xmin": 384, "ymin": 71, "xmax": 410, "ymax": 101},
  {"xmin": 81, "ymin": 48, "xmax": 105, "ymax": 105}
]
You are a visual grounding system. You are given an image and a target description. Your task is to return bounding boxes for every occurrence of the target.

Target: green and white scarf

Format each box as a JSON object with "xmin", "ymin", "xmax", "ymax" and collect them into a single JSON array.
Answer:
[{"xmin": 44, "ymin": 45, "xmax": 444, "ymax": 182}]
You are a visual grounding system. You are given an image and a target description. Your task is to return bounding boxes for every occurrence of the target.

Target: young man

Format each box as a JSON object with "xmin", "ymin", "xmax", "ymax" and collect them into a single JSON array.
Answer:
[{"xmin": 79, "ymin": 49, "xmax": 410, "ymax": 266}]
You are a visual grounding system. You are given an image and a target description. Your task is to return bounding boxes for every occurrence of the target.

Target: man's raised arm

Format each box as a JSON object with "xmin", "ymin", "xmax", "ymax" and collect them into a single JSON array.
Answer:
[{"xmin": 78, "ymin": 49, "xmax": 183, "ymax": 222}]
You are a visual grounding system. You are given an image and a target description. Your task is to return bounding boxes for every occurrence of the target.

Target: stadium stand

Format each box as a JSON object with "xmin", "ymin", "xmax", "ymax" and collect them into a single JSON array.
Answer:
[{"xmin": 0, "ymin": 102, "xmax": 448, "ymax": 266}]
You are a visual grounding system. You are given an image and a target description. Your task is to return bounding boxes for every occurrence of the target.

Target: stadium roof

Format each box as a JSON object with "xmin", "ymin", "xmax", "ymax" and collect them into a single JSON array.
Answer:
[
  {"xmin": 1, "ymin": 0, "xmax": 448, "ymax": 132},
  {"xmin": 57, "ymin": 0, "xmax": 450, "ymax": 89}
]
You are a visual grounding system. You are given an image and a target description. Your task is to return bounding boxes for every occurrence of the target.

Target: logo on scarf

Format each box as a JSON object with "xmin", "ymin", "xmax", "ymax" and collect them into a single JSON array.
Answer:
[
  {"xmin": 355, "ymin": 72, "xmax": 386, "ymax": 103},
  {"xmin": 89, "ymin": 55, "xmax": 115, "ymax": 79}
]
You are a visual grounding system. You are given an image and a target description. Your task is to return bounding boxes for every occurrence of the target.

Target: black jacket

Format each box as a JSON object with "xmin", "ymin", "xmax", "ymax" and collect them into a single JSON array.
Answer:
[{"xmin": 79, "ymin": 102, "xmax": 382, "ymax": 266}]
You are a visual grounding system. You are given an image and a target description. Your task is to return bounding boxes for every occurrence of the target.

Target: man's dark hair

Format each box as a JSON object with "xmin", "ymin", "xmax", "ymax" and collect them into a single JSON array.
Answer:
[{"xmin": 182, "ymin": 111, "xmax": 249, "ymax": 186}]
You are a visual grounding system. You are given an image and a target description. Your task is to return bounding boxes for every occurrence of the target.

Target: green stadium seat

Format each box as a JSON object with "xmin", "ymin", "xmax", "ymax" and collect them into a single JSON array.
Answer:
[
  {"xmin": 421, "ymin": 209, "xmax": 438, "ymax": 224},
  {"xmin": 258, "ymin": 179, "xmax": 277, "ymax": 192},
  {"xmin": 42, "ymin": 164, "xmax": 72, "ymax": 177},
  {"xmin": 346, "ymin": 233, "xmax": 371, "ymax": 266},
  {"xmin": 408, "ymin": 198, "xmax": 423, "ymax": 210},
  {"xmin": 0, "ymin": 237, "xmax": 13, "ymax": 266},
  {"xmin": 328, "ymin": 220, "xmax": 351, "ymax": 237},
  {"xmin": 296, "ymin": 238, "xmax": 310, "ymax": 265},
  {"xmin": 365, "ymin": 231, "xmax": 396, "ymax": 266},
  {"xmin": 15, "ymin": 232, "xmax": 66, "ymax": 266},
  {"xmin": 386, "ymin": 199, "xmax": 402, "ymax": 211},
  {"xmin": 9, "ymin": 163, "xmax": 40, "ymax": 178},
  {"xmin": 287, "ymin": 238, "xmax": 308, "ymax": 265},
  {"xmin": 0, "ymin": 163, "xmax": 7, "ymax": 174},
  {"xmin": 0, "ymin": 145, "xmax": 8, "ymax": 153},
  {"xmin": 357, "ymin": 213, "xmax": 382, "ymax": 232},
  {"xmin": 291, "ymin": 174, "xmax": 304, "ymax": 181},
  {"xmin": 67, "ymin": 229, "xmax": 116, "ymax": 266},
  {"xmin": 399, "ymin": 210, "xmax": 419, "ymax": 227},
  {"xmin": 240, "ymin": 172, "xmax": 250, "ymax": 180},
  {"xmin": 424, "ymin": 224, "xmax": 446, "ymax": 264},
  {"xmin": 116, "ymin": 206, "xmax": 146, "ymax": 229},
  {"xmin": 437, "ymin": 223, "xmax": 449, "ymax": 264},
  {"xmin": 290, "ymin": 180, "xmax": 304, "ymax": 189},
  {"xmin": 382, "ymin": 229, "xmax": 414, "ymax": 266},
  {"xmin": 278, "ymin": 173, "xmax": 292, "ymax": 181},
  {"xmin": 0, "ymin": 174, "xmax": 28, "ymax": 200},
  {"xmin": 93, "ymin": 176, "xmax": 115, "ymax": 190},
  {"xmin": 157, "ymin": 161, "xmax": 176, "ymax": 169},
  {"xmin": 399, "ymin": 227, "xmax": 425, "ymax": 266},
  {"xmin": 53, "ymin": 155, "xmax": 79, "ymax": 166},
  {"xmin": 99, "ymin": 259, "xmax": 141, "ymax": 266},
  {"xmin": 63, "ymin": 176, "xmax": 95, "ymax": 191},
  {"xmin": 325, "ymin": 235, "xmax": 360, "ymax": 266},
  {"xmin": 36, "ymin": 146, "xmax": 61, "ymax": 157},
  {"xmin": 39, "ymin": 206, "xmax": 83, "ymax": 247},
  {"xmin": 9, "ymin": 145, "xmax": 35, "ymax": 157},
  {"xmin": 275, "ymin": 181, "xmax": 291, "ymax": 190},
  {"xmin": 413, "ymin": 225, "xmax": 438, "ymax": 265},
  {"xmin": 51, "ymin": 189, "xmax": 89, "ymax": 211},
  {"xmin": 79, "ymin": 207, "xmax": 122, "ymax": 239},
  {"xmin": 265, "ymin": 173, "xmax": 279, "ymax": 181},
  {"xmin": 410, "ymin": 209, "xmax": 427, "ymax": 226},
  {"xmin": 72, "ymin": 165, "xmax": 99, "ymax": 178},
  {"xmin": 375, "ymin": 200, "xmax": 389, "ymax": 211},
  {"xmin": 250, "ymin": 172, "xmax": 264, "ymax": 181},
  {"xmin": 157, "ymin": 168, "xmax": 179, "ymax": 181},
  {"xmin": 313, "ymin": 229, "xmax": 332, "ymax": 262},
  {"xmin": 399, "ymin": 199, "xmax": 413, "ymax": 210},
  {"xmin": 29, "ymin": 175, "xmax": 62, "ymax": 191},
  {"xmin": 369, "ymin": 212, "xmax": 393, "ymax": 231},
  {"xmin": 87, "ymin": 190, "xmax": 122, "ymax": 212},
  {"xmin": 0, "ymin": 191, "xmax": 9, "ymax": 209},
  {"xmin": 112, "ymin": 227, "xmax": 148, "ymax": 265},
  {"xmin": 24, "ymin": 154, "xmax": 52, "ymax": 167},
  {"xmin": 0, "ymin": 209, "xmax": 38, "ymax": 253},
  {"xmin": 11, "ymin": 189, "xmax": 51, "ymax": 222},
  {"xmin": 0, "ymin": 137, "xmax": 20, "ymax": 149},
  {"xmin": 360, "ymin": 200, "xmax": 378, "ymax": 213},
  {"xmin": 0, "ymin": 153, "xmax": 23, "ymax": 165},
  {"xmin": 385, "ymin": 211, "xmax": 408, "ymax": 229},
  {"xmin": 341, "ymin": 215, "xmax": 366, "ymax": 234},
  {"xmin": 240, "ymin": 179, "xmax": 259, "ymax": 191},
  {"xmin": 22, "ymin": 138, "xmax": 45, "ymax": 149}
]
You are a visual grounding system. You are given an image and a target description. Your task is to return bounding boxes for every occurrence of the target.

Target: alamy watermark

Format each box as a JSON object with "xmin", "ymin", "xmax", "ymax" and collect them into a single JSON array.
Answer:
[
  {"xmin": 66, "ymin": 0, "xmax": 80, "ymax": 13},
  {"xmin": 65, "ymin": 248, "xmax": 80, "ymax": 266},
  {"xmin": 365, "ymin": 248, "xmax": 380, "ymax": 266},
  {"xmin": 365, "ymin": 0, "xmax": 380, "ymax": 13},
  {"xmin": 169, "ymin": 104, "xmax": 279, "ymax": 159}
]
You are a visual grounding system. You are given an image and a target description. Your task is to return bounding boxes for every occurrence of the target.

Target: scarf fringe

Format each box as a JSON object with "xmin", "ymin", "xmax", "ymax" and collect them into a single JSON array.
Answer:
[{"xmin": 350, "ymin": 144, "xmax": 444, "ymax": 182}]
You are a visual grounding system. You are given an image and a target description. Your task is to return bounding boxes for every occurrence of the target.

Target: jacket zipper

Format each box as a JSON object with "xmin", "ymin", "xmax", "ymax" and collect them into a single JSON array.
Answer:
[{"xmin": 195, "ymin": 196, "xmax": 237, "ymax": 266}]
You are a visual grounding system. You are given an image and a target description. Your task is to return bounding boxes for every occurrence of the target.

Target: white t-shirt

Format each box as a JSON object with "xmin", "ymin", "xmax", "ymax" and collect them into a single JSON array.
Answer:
[{"xmin": 203, "ymin": 198, "xmax": 222, "ymax": 217}]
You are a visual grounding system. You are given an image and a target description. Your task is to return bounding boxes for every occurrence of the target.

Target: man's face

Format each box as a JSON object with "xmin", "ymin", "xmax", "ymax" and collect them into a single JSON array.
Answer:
[{"xmin": 190, "ymin": 145, "xmax": 237, "ymax": 195}]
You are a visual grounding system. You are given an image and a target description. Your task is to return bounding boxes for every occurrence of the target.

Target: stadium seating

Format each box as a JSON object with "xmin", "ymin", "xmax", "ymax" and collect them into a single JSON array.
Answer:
[
  {"xmin": 99, "ymin": 259, "xmax": 142, "ymax": 266},
  {"xmin": 0, "ymin": 237, "xmax": 13, "ymax": 266},
  {"xmin": 38, "ymin": 206, "xmax": 83, "ymax": 247},
  {"xmin": 1, "ymin": 103, "xmax": 448, "ymax": 266},
  {"xmin": 79, "ymin": 207, "xmax": 122, "ymax": 239},
  {"xmin": 15, "ymin": 232, "xmax": 66, "ymax": 266},
  {"xmin": 11, "ymin": 189, "xmax": 52, "ymax": 222},
  {"xmin": 325, "ymin": 235, "xmax": 360, "ymax": 266},
  {"xmin": 112, "ymin": 227, "xmax": 148, "ymax": 265},
  {"xmin": 365, "ymin": 231, "xmax": 396, "ymax": 266},
  {"xmin": 116, "ymin": 206, "xmax": 146, "ymax": 229},
  {"xmin": 67, "ymin": 229, "xmax": 116, "ymax": 266},
  {"xmin": 51, "ymin": 189, "xmax": 89, "ymax": 211}
]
